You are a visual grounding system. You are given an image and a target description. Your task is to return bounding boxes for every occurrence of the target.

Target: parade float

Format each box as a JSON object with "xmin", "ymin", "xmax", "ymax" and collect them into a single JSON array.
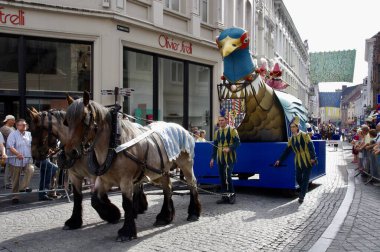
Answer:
[{"xmin": 193, "ymin": 27, "xmax": 326, "ymax": 189}]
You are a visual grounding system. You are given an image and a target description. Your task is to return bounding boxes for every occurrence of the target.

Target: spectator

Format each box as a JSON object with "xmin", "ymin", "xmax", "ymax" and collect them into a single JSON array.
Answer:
[
  {"xmin": 36, "ymin": 149, "xmax": 58, "ymax": 201},
  {"xmin": 351, "ymin": 128, "xmax": 359, "ymax": 163},
  {"xmin": 193, "ymin": 130, "xmax": 200, "ymax": 141},
  {"xmin": 0, "ymin": 132, "xmax": 7, "ymax": 167},
  {"xmin": 0, "ymin": 115, "xmax": 15, "ymax": 189},
  {"xmin": 196, "ymin": 130, "xmax": 207, "ymax": 142},
  {"xmin": 6, "ymin": 119, "xmax": 34, "ymax": 204},
  {"xmin": 0, "ymin": 115, "xmax": 16, "ymax": 142},
  {"xmin": 311, "ymin": 130, "xmax": 322, "ymax": 140}
]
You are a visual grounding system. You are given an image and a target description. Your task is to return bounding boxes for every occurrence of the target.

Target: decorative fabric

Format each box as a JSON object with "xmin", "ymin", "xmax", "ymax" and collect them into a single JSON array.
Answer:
[
  {"xmin": 221, "ymin": 99, "xmax": 246, "ymax": 128},
  {"xmin": 310, "ymin": 50, "xmax": 356, "ymax": 83},
  {"xmin": 148, "ymin": 122, "xmax": 195, "ymax": 162},
  {"xmin": 212, "ymin": 126, "xmax": 240, "ymax": 165}
]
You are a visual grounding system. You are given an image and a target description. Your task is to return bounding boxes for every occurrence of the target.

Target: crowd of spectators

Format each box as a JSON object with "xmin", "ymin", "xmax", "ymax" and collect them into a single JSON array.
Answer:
[
  {"xmin": 350, "ymin": 123, "xmax": 380, "ymax": 185},
  {"xmin": 0, "ymin": 115, "xmax": 66, "ymax": 204}
]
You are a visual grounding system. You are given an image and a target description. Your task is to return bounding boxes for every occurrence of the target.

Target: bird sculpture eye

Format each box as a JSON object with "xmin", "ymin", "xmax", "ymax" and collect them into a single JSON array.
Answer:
[{"xmin": 244, "ymin": 38, "xmax": 248, "ymax": 43}]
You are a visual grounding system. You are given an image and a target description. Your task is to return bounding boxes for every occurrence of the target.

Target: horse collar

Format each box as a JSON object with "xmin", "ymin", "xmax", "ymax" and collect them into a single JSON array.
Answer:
[{"xmin": 87, "ymin": 105, "xmax": 121, "ymax": 176}]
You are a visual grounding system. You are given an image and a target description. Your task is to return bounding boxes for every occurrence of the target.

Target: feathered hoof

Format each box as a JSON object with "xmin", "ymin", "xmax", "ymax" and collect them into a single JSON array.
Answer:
[
  {"xmin": 186, "ymin": 214, "xmax": 199, "ymax": 222},
  {"xmin": 115, "ymin": 234, "xmax": 137, "ymax": 242},
  {"xmin": 63, "ymin": 218, "xmax": 83, "ymax": 230},
  {"xmin": 116, "ymin": 228, "xmax": 137, "ymax": 242},
  {"xmin": 153, "ymin": 219, "xmax": 171, "ymax": 226}
]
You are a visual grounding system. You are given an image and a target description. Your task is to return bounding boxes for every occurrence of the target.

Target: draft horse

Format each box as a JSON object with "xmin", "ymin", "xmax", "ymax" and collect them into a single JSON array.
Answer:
[
  {"xmin": 63, "ymin": 91, "xmax": 201, "ymax": 241},
  {"xmin": 28, "ymin": 108, "xmax": 122, "ymax": 229},
  {"xmin": 28, "ymin": 108, "xmax": 149, "ymax": 231}
]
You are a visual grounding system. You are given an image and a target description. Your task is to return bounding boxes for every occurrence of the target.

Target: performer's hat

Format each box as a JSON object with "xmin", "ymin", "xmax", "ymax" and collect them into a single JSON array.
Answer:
[
  {"xmin": 290, "ymin": 116, "xmax": 300, "ymax": 127},
  {"xmin": 305, "ymin": 123, "xmax": 311, "ymax": 128},
  {"xmin": 270, "ymin": 63, "xmax": 282, "ymax": 77},
  {"xmin": 219, "ymin": 107, "xmax": 227, "ymax": 119}
]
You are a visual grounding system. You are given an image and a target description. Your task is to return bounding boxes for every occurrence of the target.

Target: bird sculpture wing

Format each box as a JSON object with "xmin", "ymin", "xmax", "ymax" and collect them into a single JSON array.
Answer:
[{"xmin": 274, "ymin": 90, "xmax": 308, "ymax": 137}]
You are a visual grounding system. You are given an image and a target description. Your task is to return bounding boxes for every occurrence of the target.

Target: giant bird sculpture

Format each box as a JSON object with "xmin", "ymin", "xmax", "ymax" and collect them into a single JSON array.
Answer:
[{"xmin": 216, "ymin": 27, "xmax": 308, "ymax": 142}]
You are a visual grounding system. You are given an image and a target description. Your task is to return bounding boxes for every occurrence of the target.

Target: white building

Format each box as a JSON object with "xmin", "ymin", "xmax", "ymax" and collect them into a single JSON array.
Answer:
[
  {"xmin": 253, "ymin": 0, "xmax": 312, "ymax": 114},
  {"xmin": 0, "ymin": 0, "xmax": 311, "ymax": 138},
  {"xmin": 364, "ymin": 37, "xmax": 375, "ymax": 109}
]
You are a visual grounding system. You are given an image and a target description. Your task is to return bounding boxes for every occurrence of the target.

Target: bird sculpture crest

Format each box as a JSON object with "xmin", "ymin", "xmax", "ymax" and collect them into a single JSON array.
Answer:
[{"xmin": 216, "ymin": 27, "xmax": 308, "ymax": 142}]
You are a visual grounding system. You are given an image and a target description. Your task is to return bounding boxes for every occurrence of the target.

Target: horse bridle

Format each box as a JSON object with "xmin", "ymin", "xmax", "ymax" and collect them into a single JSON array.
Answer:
[{"xmin": 32, "ymin": 110, "xmax": 60, "ymax": 158}]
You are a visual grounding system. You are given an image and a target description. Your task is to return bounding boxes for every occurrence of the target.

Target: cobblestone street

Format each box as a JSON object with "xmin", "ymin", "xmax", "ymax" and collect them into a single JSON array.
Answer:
[{"xmin": 0, "ymin": 143, "xmax": 361, "ymax": 251}]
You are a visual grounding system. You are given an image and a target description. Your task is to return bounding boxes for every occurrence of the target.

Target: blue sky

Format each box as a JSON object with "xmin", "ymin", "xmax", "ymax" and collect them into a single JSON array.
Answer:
[{"xmin": 283, "ymin": 0, "xmax": 380, "ymax": 91}]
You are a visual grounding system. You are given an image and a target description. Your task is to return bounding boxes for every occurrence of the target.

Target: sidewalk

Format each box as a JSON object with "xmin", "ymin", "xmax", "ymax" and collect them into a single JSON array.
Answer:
[{"xmin": 327, "ymin": 142, "xmax": 380, "ymax": 252}]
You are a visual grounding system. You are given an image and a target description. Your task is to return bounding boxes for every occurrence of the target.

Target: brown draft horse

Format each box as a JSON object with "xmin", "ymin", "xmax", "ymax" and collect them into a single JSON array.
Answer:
[
  {"xmin": 28, "ymin": 108, "xmax": 148, "ymax": 231},
  {"xmin": 63, "ymin": 92, "xmax": 201, "ymax": 241}
]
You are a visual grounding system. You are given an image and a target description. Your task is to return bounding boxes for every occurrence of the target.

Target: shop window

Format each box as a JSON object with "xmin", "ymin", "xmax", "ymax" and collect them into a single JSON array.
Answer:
[
  {"xmin": 189, "ymin": 64, "xmax": 211, "ymax": 139},
  {"xmin": 165, "ymin": 0, "xmax": 180, "ymax": 12},
  {"xmin": 159, "ymin": 58, "xmax": 183, "ymax": 124},
  {"xmin": 123, "ymin": 50, "xmax": 153, "ymax": 125},
  {"xmin": 26, "ymin": 98, "xmax": 67, "ymax": 111},
  {"xmin": 25, "ymin": 39, "xmax": 92, "ymax": 92},
  {"xmin": 136, "ymin": 53, "xmax": 152, "ymax": 72},
  {"xmin": 170, "ymin": 61, "xmax": 183, "ymax": 84},
  {"xmin": 0, "ymin": 36, "xmax": 18, "ymax": 90}
]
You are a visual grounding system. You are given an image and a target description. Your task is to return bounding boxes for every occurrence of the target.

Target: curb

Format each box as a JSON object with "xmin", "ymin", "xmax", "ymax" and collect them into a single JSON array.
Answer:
[{"xmin": 308, "ymin": 145, "xmax": 355, "ymax": 252}]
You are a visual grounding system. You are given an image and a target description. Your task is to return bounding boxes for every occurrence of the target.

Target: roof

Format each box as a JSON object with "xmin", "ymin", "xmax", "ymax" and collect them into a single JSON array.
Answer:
[
  {"xmin": 342, "ymin": 85, "xmax": 356, "ymax": 97},
  {"xmin": 319, "ymin": 92, "xmax": 342, "ymax": 108}
]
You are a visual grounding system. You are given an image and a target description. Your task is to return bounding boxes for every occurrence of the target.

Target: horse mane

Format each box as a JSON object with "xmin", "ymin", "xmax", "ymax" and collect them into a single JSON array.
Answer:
[{"xmin": 66, "ymin": 98, "xmax": 109, "ymax": 125}]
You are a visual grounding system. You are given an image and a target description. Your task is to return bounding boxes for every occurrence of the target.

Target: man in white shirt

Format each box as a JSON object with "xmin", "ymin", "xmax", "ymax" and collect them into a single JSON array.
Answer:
[{"xmin": 6, "ymin": 119, "xmax": 34, "ymax": 204}]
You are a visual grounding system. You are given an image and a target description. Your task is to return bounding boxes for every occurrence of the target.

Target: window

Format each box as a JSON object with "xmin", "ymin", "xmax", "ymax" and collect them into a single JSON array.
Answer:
[
  {"xmin": 165, "ymin": 0, "xmax": 180, "ymax": 12},
  {"xmin": 136, "ymin": 53, "xmax": 152, "ymax": 72},
  {"xmin": 170, "ymin": 61, "xmax": 183, "ymax": 84},
  {"xmin": 0, "ymin": 36, "xmax": 18, "ymax": 90},
  {"xmin": 217, "ymin": 0, "xmax": 224, "ymax": 24},
  {"xmin": 25, "ymin": 39, "xmax": 92, "ymax": 92},
  {"xmin": 189, "ymin": 64, "xmax": 211, "ymax": 139},
  {"xmin": 201, "ymin": 0, "xmax": 208, "ymax": 23},
  {"xmin": 123, "ymin": 50, "xmax": 153, "ymax": 125},
  {"xmin": 159, "ymin": 58, "xmax": 184, "ymax": 124}
]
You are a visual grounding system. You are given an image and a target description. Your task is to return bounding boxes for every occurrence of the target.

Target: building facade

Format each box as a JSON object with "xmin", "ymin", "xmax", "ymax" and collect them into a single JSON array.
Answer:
[
  {"xmin": 319, "ymin": 92, "xmax": 342, "ymax": 125},
  {"xmin": 365, "ymin": 32, "xmax": 380, "ymax": 113},
  {"xmin": 0, "ymin": 0, "xmax": 311, "ymax": 139},
  {"xmin": 341, "ymin": 84, "xmax": 362, "ymax": 128},
  {"xmin": 254, "ymin": 0, "xmax": 312, "ymax": 114}
]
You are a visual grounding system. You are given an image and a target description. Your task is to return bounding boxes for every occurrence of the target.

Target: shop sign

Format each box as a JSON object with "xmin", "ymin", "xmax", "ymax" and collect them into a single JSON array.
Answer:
[
  {"xmin": 158, "ymin": 34, "xmax": 192, "ymax": 55},
  {"xmin": 0, "ymin": 7, "xmax": 25, "ymax": 26}
]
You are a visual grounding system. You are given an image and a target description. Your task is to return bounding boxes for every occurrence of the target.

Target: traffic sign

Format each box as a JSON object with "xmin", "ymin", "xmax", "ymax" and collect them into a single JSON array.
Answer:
[
  {"xmin": 101, "ymin": 89, "xmax": 115, "ymax": 95},
  {"xmin": 101, "ymin": 88, "xmax": 134, "ymax": 96}
]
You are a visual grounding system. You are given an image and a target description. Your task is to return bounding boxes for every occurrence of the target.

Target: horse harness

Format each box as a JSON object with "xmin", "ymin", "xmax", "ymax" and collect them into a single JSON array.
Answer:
[{"xmin": 83, "ymin": 104, "xmax": 165, "ymax": 178}]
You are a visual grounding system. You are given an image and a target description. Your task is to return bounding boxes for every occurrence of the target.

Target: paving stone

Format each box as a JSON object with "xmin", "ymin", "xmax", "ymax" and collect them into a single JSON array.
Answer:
[{"xmin": 0, "ymin": 144, "xmax": 350, "ymax": 252}]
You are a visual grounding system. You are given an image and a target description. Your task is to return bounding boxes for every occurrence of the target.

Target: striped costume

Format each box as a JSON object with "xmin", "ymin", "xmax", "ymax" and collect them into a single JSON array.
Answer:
[
  {"xmin": 279, "ymin": 131, "xmax": 316, "ymax": 169},
  {"xmin": 212, "ymin": 125, "xmax": 240, "ymax": 193},
  {"xmin": 278, "ymin": 130, "xmax": 317, "ymax": 200}
]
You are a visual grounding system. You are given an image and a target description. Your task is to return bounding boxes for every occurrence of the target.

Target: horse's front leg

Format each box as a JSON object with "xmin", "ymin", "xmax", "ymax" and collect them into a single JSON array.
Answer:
[
  {"xmin": 63, "ymin": 171, "xmax": 83, "ymax": 230},
  {"xmin": 117, "ymin": 182, "xmax": 137, "ymax": 242},
  {"xmin": 91, "ymin": 178, "xmax": 121, "ymax": 224},
  {"xmin": 133, "ymin": 183, "xmax": 148, "ymax": 217},
  {"xmin": 154, "ymin": 173, "xmax": 175, "ymax": 226}
]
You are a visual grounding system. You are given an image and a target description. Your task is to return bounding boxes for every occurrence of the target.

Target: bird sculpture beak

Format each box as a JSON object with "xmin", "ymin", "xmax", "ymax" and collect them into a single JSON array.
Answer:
[{"xmin": 219, "ymin": 37, "xmax": 241, "ymax": 57}]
